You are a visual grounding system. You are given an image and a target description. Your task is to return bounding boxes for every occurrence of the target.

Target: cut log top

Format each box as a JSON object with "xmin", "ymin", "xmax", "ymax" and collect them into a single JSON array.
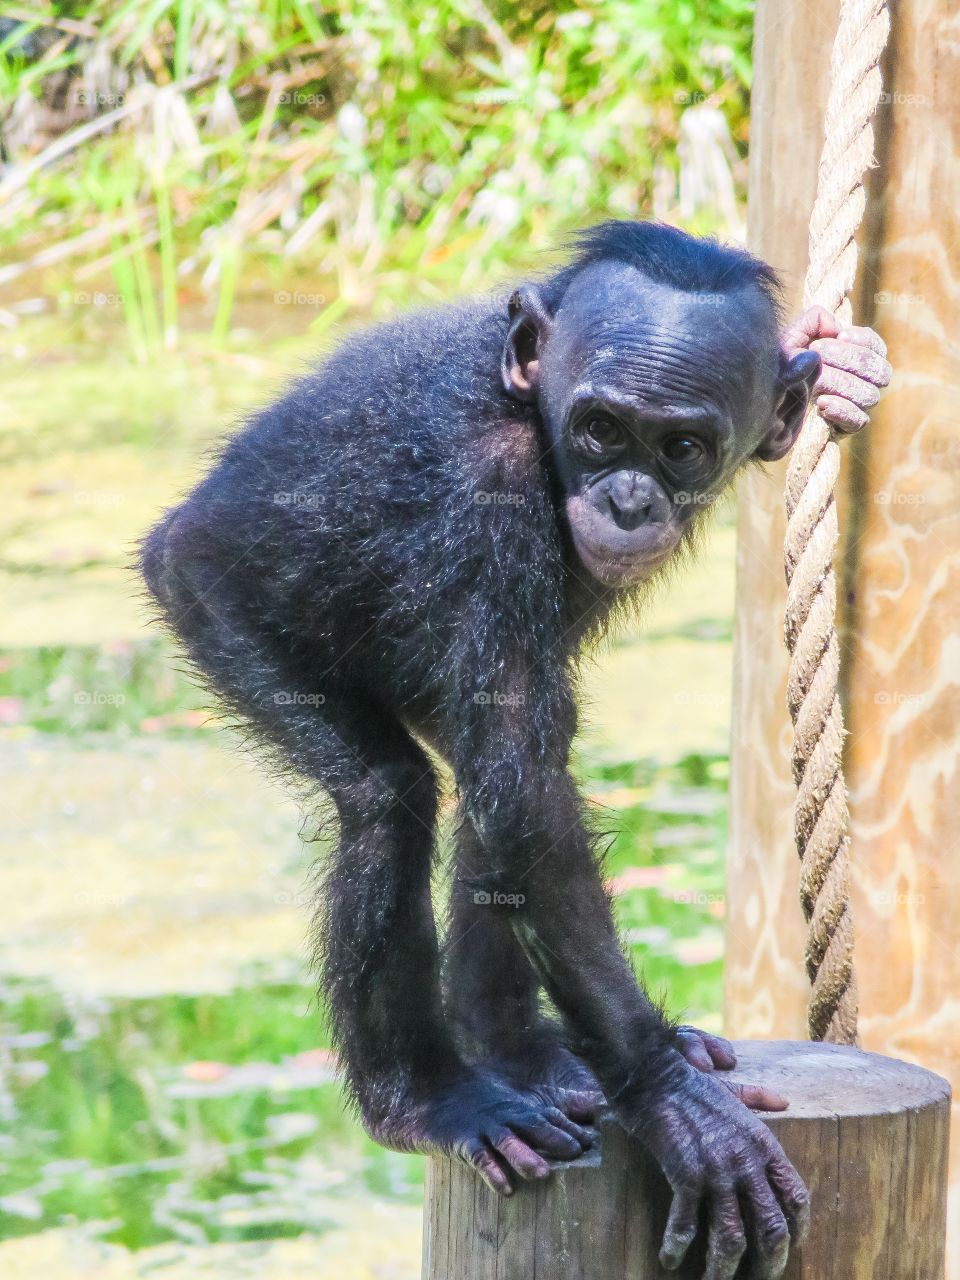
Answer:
[{"xmin": 722, "ymin": 1039, "xmax": 951, "ymax": 1118}]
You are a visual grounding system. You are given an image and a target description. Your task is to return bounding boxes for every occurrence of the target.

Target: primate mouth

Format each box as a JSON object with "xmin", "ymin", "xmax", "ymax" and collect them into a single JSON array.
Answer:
[
  {"xmin": 566, "ymin": 497, "xmax": 681, "ymax": 587},
  {"xmin": 570, "ymin": 530, "xmax": 677, "ymax": 587}
]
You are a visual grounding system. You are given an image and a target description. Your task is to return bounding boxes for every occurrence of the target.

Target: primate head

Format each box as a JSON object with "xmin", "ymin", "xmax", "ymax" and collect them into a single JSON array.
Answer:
[{"xmin": 501, "ymin": 222, "xmax": 821, "ymax": 587}]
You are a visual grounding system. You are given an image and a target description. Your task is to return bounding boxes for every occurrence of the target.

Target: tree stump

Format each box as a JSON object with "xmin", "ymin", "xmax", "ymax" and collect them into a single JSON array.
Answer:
[{"xmin": 421, "ymin": 1041, "xmax": 950, "ymax": 1280}]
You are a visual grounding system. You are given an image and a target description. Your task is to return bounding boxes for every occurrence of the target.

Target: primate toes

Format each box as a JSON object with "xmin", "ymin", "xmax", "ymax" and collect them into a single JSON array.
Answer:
[{"xmin": 378, "ymin": 1074, "xmax": 593, "ymax": 1196}]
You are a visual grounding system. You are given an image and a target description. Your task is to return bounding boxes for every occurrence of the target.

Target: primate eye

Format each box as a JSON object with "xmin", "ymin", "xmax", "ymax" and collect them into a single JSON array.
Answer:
[
  {"xmin": 662, "ymin": 435, "xmax": 704, "ymax": 464},
  {"xmin": 581, "ymin": 417, "xmax": 626, "ymax": 455}
]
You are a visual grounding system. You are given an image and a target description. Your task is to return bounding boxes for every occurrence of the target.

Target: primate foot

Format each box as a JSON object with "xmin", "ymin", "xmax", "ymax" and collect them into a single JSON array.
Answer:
[
  {"xmin": 474, "ymin": 1036, "xmax": 606, "ymax": 1124},
  {"xmin": 676, "ymin": 1025, "xmax": 737, "ymax": 1072},
  {"xmin": 366, "ymin": 1068, "xmax": 593, "ymax": 1196},
  {"xmin": 478, "ymin": 1027, "xmax": 736, "ymax": 1124}
]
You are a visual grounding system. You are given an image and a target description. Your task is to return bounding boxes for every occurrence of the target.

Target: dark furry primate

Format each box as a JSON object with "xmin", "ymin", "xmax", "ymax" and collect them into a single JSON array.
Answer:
[{"xmin": 142, "ymin": 221, "xmax": 889, "ymax": 1279}]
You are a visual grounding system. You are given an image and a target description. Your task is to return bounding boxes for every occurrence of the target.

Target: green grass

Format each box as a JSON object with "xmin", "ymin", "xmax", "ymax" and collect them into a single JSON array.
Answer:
[
  {"xmin": 1, "ymin": 0, "xmax": 754, "ymax": 350},
  {"xmin": 0, "ymin": 640, "xmax": 202, "ymax": 734}
]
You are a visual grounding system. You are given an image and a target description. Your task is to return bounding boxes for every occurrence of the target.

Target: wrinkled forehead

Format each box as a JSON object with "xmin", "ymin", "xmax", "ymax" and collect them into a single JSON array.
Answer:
[{"xmin": 542, "ymin": 260, "xmax": 781, "ymax": 416}]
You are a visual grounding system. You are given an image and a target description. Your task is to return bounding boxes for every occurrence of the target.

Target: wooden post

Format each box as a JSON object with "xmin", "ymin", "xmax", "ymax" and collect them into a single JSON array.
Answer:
[
  {"xmin": 422, "ymin": 1041, "xmax": 949, "ymax": 1280},
  {"xmin": 726, "ymin": 0, "xmax": 960, "ymax": 1269}
]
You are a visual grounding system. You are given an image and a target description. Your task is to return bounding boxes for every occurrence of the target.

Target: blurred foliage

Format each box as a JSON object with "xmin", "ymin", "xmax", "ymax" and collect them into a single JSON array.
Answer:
[
  {"xmin": 0, "ymin": 641, "xmax": 207, "ymax": 734},
  {"xmin": 0, "ymin": 752, "xmax": 726, "ymax": 1248},
  {"xmin": 2, "ymin": 0, "xmax": 753, "ymax": 351},
  {"xmin": 0, "ymin": 975, "xmax": 421, "ymax": 1249}
]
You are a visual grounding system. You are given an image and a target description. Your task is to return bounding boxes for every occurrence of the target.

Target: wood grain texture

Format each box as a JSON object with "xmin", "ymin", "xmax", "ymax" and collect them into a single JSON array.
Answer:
[
  {"xmin": 726, "ymin": 0, "xmax": 960, "ymax": 1270},
  {"xmin": 422, "ymin": 1043, "xmax": 949, "ymax": 1280}
]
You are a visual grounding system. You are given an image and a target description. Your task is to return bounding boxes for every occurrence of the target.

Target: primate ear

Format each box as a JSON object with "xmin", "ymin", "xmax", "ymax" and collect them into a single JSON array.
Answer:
[
  {"xmin": 501, "ymin": 285, "xmax": 553, "ymax": 402},
  {"xmin": 755, "ymin": 349, "xmax": 822, "ymax": 461}
]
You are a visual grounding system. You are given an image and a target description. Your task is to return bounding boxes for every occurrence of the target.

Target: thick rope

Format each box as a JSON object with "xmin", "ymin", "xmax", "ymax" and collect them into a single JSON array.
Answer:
[{"xmin": 783, "ymin": 0, "xmax": 890, "ymax": 1044}]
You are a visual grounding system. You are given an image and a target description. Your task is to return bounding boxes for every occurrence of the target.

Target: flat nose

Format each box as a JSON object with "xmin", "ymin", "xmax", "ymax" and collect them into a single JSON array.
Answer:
[{"xmin": 606, "ymin": 472, "xmax": 670, "ymax": 530}]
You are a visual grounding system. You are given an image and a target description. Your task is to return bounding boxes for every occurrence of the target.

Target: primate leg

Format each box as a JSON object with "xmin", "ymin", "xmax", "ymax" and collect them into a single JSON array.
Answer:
[
  {"xmin": 142, "ymin": 517, "xmax": 591, "ymax": 1191},
  {"xmin": 444, "ymin": 814, "xmax": 603, "ymax": 1121}
]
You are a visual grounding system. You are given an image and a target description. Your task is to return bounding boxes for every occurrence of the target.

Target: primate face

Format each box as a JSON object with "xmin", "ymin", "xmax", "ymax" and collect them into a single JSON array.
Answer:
[
  {"xmin": 502, "ymin": 260, "xmax": 821, "ymax": 588},
  {"xmin": 556, "ymin": 389, "xmax": 730, "ymax": 587}
]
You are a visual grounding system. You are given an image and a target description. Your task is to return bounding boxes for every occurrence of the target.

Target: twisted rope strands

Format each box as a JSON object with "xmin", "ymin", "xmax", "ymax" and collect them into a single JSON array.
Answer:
[{"xmin": 783, "ymin": 0, "xmax": 890, "ymax": 1044}]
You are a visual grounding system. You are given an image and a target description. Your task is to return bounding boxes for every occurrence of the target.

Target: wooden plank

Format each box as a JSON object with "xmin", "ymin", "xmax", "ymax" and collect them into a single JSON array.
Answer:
[
  {"xmin": 726, "ymin": 0, "xmax": 960, "ymax": 1269},
  {"xmin": 724, "ymin": 0, "xmax": 841, "ymax": 1045}
]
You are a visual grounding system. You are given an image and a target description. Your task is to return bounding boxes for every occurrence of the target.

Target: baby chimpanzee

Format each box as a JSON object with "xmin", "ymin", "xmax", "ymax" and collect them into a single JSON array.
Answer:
[{"xmin": 142, "ymin": 221, "xmax": 890, "ymax": 1279}]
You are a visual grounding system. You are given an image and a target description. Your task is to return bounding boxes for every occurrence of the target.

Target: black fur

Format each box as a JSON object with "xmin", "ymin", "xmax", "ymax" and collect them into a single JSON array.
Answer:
[
  {"xmin": 141, "ymin": 219, "xmax": 800, "ymax": 1191},
  {"xmin": 549, "ymin": 218, "xmax": 783, "ymax": 312}
]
